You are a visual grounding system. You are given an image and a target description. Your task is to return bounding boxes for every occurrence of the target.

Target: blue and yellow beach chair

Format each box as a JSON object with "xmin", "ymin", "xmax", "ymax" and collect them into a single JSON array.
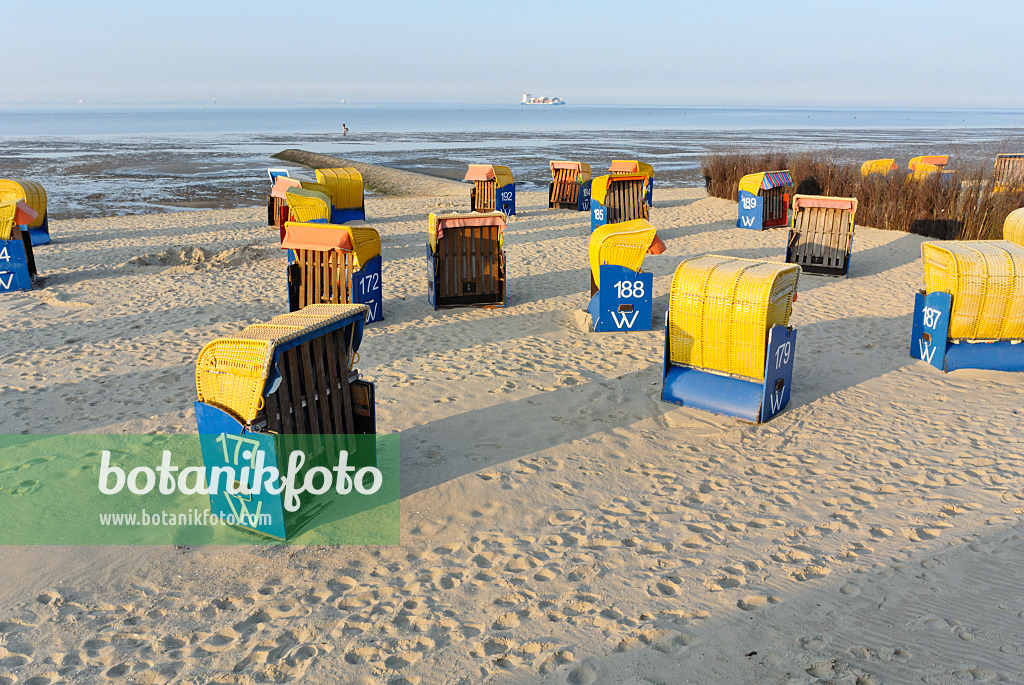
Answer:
[
  {"xmin": 736, "ymin": 170, "xmax": 791, "ymax": 230},
  {"xmin": 587, "ymin": 219, "xmax": 665, "ymax": 332},
  {"xmin": 465, "ymin": 165, "xmax": 515, "ymax": 216},
  {"xmin": 195, "ymin": 304, "xmax": 377, "ymax": 539},
  {"xmin": 662, "ymin": 255, "xmax": 800, "ymax": 422},
  {"xmin": 910, "ymin": 240, "xmax": 1024, "ymax": 372},
  {"xmin": 0, "ymin": 179, "xmax": 49, "ymax": 246}
]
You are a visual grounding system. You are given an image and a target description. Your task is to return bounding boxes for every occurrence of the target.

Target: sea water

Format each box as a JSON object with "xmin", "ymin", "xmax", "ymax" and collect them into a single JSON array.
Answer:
[{"xmin": 2, "ymin": 104, "xmax": 1023, "ymax": 219}]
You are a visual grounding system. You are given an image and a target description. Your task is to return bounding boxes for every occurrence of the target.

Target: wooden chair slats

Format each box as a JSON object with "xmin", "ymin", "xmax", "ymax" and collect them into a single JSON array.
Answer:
[
  {"xmin": 261, "ymin": 325, "xmax": 364, "ymax": 435},
  {"xmin": 787, "ymin": 206, "xmax": 854, "ymax": 276},
  {"xmin": 289, "ymin": 249, "xmax": 356, "ymax": 311},
  {"xmin": 433, "ymin": 224, "xmax": 505, "ymax": 307},
  {"xmin": 606, "ymin": 178, "xmax": 648, "ymax": 224}
]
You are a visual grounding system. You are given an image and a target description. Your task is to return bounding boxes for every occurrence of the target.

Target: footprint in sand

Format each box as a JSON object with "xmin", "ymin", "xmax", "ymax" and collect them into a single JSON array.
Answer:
[
  {"xmin": 10, "ymin": 480, "xmax": 42, "ymax": 495},
  {"xmin": 737, "ymin": 595, "xmax": 777, "ymax": 611}
]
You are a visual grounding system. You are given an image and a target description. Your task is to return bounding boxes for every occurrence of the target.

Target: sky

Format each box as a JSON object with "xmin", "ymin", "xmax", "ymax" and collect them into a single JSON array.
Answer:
[{"xmin": 4, "ymin": 0, "xmax": 1024, "ymax": 108}]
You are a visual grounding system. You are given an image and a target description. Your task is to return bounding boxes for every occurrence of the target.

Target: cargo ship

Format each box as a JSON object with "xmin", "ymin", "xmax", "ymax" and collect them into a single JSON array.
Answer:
[{"xmin": 521, "ymin": 92, "xmax": 565, "ymax": 106}]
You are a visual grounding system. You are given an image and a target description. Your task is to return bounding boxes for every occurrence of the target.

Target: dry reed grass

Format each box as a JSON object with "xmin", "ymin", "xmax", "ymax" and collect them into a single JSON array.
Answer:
[{"xmin": 701, "ymin": 151, "xmax": 1024, "ymax": 240}]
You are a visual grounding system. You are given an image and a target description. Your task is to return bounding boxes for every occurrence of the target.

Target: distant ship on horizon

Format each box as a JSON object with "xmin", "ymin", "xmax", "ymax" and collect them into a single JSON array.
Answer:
[{"xmin": 522, "ymin": 92, "xmax": 565, "ymax": 106}]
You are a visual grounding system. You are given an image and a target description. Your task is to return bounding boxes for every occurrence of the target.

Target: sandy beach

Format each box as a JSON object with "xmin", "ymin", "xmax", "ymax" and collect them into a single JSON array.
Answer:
[{"xmin": 1, "ymin": 179, "xmax": 1023, "ymax": 684}]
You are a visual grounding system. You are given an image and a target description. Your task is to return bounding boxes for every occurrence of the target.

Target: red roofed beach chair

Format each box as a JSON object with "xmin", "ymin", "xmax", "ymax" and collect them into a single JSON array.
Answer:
[
  {"xmin": 465, "ymin": 165, "xmax": 515, "ymax": 216},
  {"xmin": 786, "ymin": 195, "xmax": 857, "ymax": 277},
  {"xmin": 427, "ymin": 211, "xmax": 506, "ymax": 308}
]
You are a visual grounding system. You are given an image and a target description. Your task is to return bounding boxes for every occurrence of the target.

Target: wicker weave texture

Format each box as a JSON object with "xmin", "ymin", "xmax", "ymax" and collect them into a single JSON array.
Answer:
[
  {"xmin": 860, "ymin": 159, "xmax": 896, "ymax": 176},
  {"xmin": 668, "ymin": 255, "xmax": 799, "ymax": 381},
  {"xmin": 1004, "ymin": 208, "xmax": 1024, "ymax": 247},
  {"xmin": 0, "ymin": 200, "xmax": 17, "ymax": 240},
  {"xmin": 285, "ymin": 188, "xmax": 331, "ymax": 223},
  {"xmin": 0, "ymin": 179, "xmax": 46, "ymax": 228},
  {"xmin": 195, "ymin": 304, "xmax": 369, "ymax": 424},
  {"xmin": 299, "ymin": 181, "xmax": 331, "ymax": 196},
  {"xmin": 315, "ymin": 168, "xmax": 363, "ymax": 209},
  {"xmin": 921, "ymin": 240, "xmax": 1024, "ymax": 340},
  {"xmin": 588, "ymin": 219, "xmax": 658, "ymax": 288}
]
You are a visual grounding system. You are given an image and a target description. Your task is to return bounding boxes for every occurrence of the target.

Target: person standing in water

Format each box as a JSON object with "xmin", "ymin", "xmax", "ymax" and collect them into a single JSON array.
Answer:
[{"xmin": 343, "ymin": 123, "xmax": 349, "ymax": 136}]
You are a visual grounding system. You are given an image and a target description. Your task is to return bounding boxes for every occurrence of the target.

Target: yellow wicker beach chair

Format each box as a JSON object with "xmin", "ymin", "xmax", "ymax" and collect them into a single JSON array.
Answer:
[
  {"xmin": 196, "ymin": 303, "xmax": 372, "ymax": 428},
  {"xmin": 0, "ymin": 198, "xmax": 37, "ymax": 292},
  {"xmin": 285, "ymin": 188, "xmax": 331, "ymax": 224},
  {"xmin": 0, "ymin": 199, "xmax": 16, "ymax": 241},
  {"xmin": 737, "ymin": 170, "xmax": 792, "ymax": 229},
  {"xmin": 907, "ymin": 155, "xmax": 952, "ymax": 181},
  {"xmin": 588, "ymin": 219, "xmax": 659, "ymax": 290},
  {"xmin": 860, "ymin": 159, "xmax": 897, "ymax": 177},
  {"xmin": 1004, "ymin": 208, "xmax": 1024, "ymax": 247},
  {"xmin": 662, "ymin": 255, "xmax": 800, "ymax": 422},
  {"xmin": 667, "ymin": 255, "xmax": 799, "ymax": 381},
  {"xmin": 193, "ymin": 303, "xmax": 377, "ymax": 539},
  {"xmin": 0, "ymin": 179, "xmax": 48, "ymax": 245},
  {"xmin": 315, "ymin": 167, "xmax": 366, "ymax": 222},
  {"xmin": 911, "ymin": 240, "xmax": 1024, "ymax": 372},
  {"xmin": 586, "ymin": 219, "xmax": 663, "ymax": 332},
  {"xmin": 920, "ymin": 241, "xmax": 1024, "ymax": 340}
]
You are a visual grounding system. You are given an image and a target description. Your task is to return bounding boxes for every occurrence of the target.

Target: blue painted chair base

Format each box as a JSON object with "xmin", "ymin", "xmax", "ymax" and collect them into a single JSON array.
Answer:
[
  {"xmin": 330, "ymin": 208, "xmax": 366, "ymax": 224},
  {"xmin": 662, "ymin": 325, "xmax": 796, "ymax": 423},
  {"xmin": 28, "ymin": 227, "xmax": 51, "ymax": 247},
  {"xmin": 195, "ymin": 402, "xmax": 377, "ymax": 540},
  {"xmin": 195, "ymin": 402, "xmax": 290, "ymax": 539},
  {"xmin": 587, "ymin": 265, "xmax": 652, "ymax": 332},
  {"xmin": 910, "ymin": 291, "xmax": 1024, "ymax": 372},
  {"xmin": 0, "ymin": 238, "xmax": 34, "ymax": 292}
]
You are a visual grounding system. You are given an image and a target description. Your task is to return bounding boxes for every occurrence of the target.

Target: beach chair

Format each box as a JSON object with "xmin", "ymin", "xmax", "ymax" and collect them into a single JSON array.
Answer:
[
  {"xmin": 282, "ymin": 221, "xmax": 383, "ymax": 322},
  {"xmin": 267, "ymin": 176, "xmax": 326, "ymax": 234},
  {"xmin": 736, "ymin": 170, "xmax": 792, "ymax": 230},
  {"xmin": 590, "ymin": 173, "xmax": 650, "ymax": 232},
  {"xmin": 285, "ymin": 188, "xmax": 331, "ymax": 224},
  {"xmin": 910, "ymin": 240, "xmax": 1024, "ymax": 372},
  {"xmin": 427, "ymin": 211, "xmax": 506, "ymax": 308},
  {"xmin": 993, "ymin": 154, "xmax": 1024, "ymax": 191},
  {"xmin": 1004, "ymin": 208, "xmax": 1024, "ymax": 247},
  {"xmin": 0, "ymin": 199, "xmax": 39, "ymax": 292},
  {"xmin": 908, "ymin": 155, "xmax": 949, "ymax": 172},
  {"xmin": 195, "ymin": 303, "xmax": 377, "ymax": 539},
  {"xmin": 786, "ymin": 195, "xmax": 857, "ymax": 277},
  {"xmin": 860, "ymin": 159, "xmax": 898, "ymax": 177},
  {"xmin": 0, "ymin": 179, "xmax": 49, "ymax": 246},
  {"xmin": 907, "ymin": 155, "xmax": 952, "ymax": 181},
  {"xmin": 609, "ymin": 160, "xmax": 654, "ymax": 206},
  {"xmin": 465, "ymin": 165, "xmax": 515, "ymax": 216},
  {"xmin": 662, "ymin": 255, "xmax": 800, "ymax": 423},
  {"xmin": 587, "ymin": 219, "xmax": 664, "ymax": 332},
  {"xmin": 548, "ymin": 161, "xmax": 592, "ymax": 211},
  {"xmin": 315, "ymin": 167, "xmax": 366, "ymax": 223}
]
